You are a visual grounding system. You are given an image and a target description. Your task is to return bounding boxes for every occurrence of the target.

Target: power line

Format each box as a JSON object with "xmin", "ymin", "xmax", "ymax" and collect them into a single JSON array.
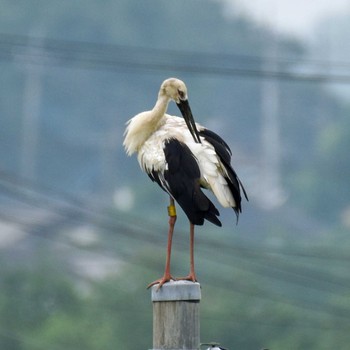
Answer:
[
  {"xmin": 1, "ymin": 33, "xmax": 350, "ymax": 83},
  {"xmin": 1, "ymin": 166, "xmax": 350, "ymax": 299},
  {"xmin": 1, "ymin": 170, "xmax": 350, "ymax": 315},
  {"xmin": 2, "ymin": 209, "xmax": 350, "ymax": 326},
  {"xmin": 1, "ymin": 168, "xmax": 350, "ymax": 302},
  {"xmin": 3, "ymin": 207, "xmax": 350, "ymax": 329},
  {"xmin": 1, "ymin": 168, "xmax": 349, "ymax": 263},
  {"xmin": 3, "ymin": 32, "xmax": 350, "ymax": 70}
]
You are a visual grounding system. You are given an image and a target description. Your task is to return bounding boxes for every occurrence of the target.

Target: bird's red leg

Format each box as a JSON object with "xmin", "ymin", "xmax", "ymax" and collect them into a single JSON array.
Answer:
[
  {"xmin": 147, "ymin": 198, "xmax": 177, "ymax": 290},
  {"xmin": 178, "ymin": 222, "xmax": 197, "ymax": 283}
]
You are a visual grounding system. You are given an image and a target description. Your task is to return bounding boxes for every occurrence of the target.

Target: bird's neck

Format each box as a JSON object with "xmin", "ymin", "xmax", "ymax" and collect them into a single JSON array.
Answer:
[
  {"xmin": 123, "ymin": 94, "xmax": 170, "ymax": 156},
  {"xmin": 143, "ymin": 94, "xmax": 170, "ymax": 137},
  {"xmin": 152, "ymin": 93, "xmax": 170, "ymax": 120}
]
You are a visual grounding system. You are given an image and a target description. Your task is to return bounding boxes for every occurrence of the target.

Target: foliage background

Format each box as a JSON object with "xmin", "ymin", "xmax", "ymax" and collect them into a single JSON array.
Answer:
[{"xmin": 1, "ymin": 1, "xmax": 350, "ymax": 349}]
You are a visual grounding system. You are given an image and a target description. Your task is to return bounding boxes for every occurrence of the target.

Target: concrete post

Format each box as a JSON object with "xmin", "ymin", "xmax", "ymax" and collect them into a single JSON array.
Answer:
[{"xmin": 151, "ymin": 280, "xmax": 201, "ymax": 350}]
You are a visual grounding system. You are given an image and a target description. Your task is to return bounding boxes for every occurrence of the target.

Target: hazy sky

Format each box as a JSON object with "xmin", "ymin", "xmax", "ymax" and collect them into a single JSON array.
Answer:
[{"xmin": 225, "ymin": 0, "xmax": 349, "ymax": 38}]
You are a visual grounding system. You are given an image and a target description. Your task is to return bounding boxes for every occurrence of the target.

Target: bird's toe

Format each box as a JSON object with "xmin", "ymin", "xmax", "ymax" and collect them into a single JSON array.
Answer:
[
  {"xmin": 176, "ymin": 272, "xmax": 198, "ymax": 283},
  {"xmin": 147, "ymin": 274, "xmax": 175, "ymax": 290}
]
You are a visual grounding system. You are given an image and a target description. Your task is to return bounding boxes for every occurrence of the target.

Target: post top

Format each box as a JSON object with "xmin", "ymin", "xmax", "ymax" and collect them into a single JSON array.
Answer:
[{"xmin": 151, "ymin": 280, "xmax": 201, "ymax": 301}]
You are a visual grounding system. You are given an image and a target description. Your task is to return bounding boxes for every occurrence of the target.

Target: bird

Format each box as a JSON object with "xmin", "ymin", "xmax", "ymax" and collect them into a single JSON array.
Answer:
[
  {"xmin": 123, "ymin": 77, "xmax": 248, "ymax": 289},
  {"xmin": 201, "ymin": 342, "xmax": 228, "ymax": 350}
]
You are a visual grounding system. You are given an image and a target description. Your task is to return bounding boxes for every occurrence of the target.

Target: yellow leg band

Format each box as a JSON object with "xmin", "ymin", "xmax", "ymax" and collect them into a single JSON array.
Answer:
[{"xmin": 167, "ymin": 204, "xmax": 177, "ymax": 217}]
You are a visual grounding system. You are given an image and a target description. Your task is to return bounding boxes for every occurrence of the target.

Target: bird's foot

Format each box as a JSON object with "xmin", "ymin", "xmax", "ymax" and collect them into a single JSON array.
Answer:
[
  {"xmin": 147, "ymin": 273, "xmax": 175, "ymax": 290},
  {"xmin": 176, "ymin": 272, "xmax": 197, "ymax": 283}
]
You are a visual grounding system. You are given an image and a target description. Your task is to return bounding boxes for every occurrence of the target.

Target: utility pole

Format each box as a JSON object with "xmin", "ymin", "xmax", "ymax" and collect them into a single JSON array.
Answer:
[
  {"xmin": 19, "ymin": 36, "xmax": 43, "ymax": 180},
  {"xmin": 151, "ymin": 281, "xmax": 201, "ymax": 350},
  {"xmin": 260, "ymin": 35, "xmax": 286, "ymax": 209}
]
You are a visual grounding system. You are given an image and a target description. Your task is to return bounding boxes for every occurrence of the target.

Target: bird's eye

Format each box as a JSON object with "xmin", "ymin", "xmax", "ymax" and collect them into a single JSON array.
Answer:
[{"xmin": 178, "ymin": 89, "xmax": 185, "ymax": 100}]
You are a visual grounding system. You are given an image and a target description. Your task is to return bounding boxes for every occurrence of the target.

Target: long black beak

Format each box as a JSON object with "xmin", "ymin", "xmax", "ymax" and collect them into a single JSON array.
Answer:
[{"xmin": 176, "ymin": 99, "xmax": 201, "ymax": 144}]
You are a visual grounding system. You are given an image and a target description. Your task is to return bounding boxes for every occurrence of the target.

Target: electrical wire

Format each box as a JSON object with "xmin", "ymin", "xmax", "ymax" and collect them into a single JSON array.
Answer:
[
  {"xmin": 2, "ymin": 209, "xmax": 350, "ymax": 328},
  {"xmin": 1, "ymin": 33, "xmax": 350, "ymax": 83},
  {"xmin": 1, "ymin": 167, "xmax": 349, "ymax": 290},
  {"xmin": 1, "ymin": 169, "xmax": 349, "ymax": 263},
  {"xmin": 1, "ymin": 169, "xmax": 350, "ymax": 320}
]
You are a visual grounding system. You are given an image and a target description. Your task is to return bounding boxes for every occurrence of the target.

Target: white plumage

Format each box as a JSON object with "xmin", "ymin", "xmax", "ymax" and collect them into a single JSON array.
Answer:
[
  {"xmin": 123, "ymin": 78, "xmax": 247, "ymax": 288},
  {"xmin": 132, "ymin": 115, "xmax": 235, "ymax": 209},
  {"xmin": 201, "ymin": 342, "xmax": 228, "ymax": 350}
]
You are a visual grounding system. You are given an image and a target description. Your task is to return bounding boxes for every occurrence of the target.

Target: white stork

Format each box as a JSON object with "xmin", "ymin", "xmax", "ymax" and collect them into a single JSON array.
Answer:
[{"xmin": 123, "ymin": 78, "xmax": 247, "ymax": 289}]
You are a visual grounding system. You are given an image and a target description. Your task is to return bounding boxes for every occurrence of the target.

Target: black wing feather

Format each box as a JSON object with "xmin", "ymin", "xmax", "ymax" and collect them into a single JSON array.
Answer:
[
  {"xmin": 199, "ymin": 129, "xmax": 248, "ymax": 218},
  {"xmin": 152, "ymin": 138, "xmax": 222, "ymax": 226}
]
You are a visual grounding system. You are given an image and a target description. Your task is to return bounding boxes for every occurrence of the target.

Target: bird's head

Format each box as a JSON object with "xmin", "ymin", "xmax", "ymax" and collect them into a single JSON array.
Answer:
[
  {"xmin": 160, "ymin": 77, "xmax": 188, "ymax": 104},
  {"xmin": 160, "ymin": 78, "xmax": 201, "ymax": 143}
]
